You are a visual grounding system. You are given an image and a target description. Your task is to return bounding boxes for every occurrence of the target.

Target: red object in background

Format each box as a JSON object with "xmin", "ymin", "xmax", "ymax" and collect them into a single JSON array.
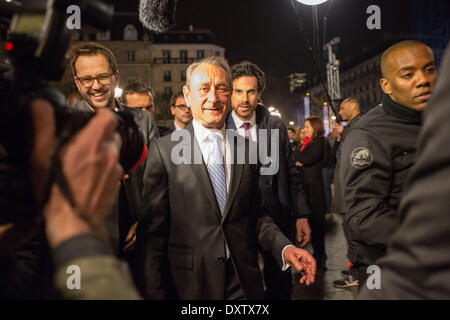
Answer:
[
  {"xmin": 348, "ymin": 262, "xmax": 352, "ymax": 269},
  {"xmin": 5, "ymin": 42, "xmax": 13, "ymax": 51}
]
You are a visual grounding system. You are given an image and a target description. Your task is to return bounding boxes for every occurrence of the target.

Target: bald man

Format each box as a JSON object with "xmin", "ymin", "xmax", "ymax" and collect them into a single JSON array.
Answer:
[
  {"xmin": 332, "ymin": 97, "xmax": 363, "ymax": 289},
  {"xmin": 338, "ymin": 40, "xmax": 437, "ymax": 289}
]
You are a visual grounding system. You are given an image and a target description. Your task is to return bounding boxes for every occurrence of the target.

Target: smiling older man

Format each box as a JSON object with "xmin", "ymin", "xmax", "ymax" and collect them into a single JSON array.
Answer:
[{"xmin": 136, "ymin": 56, "xmax": 316, "ymax": 300}]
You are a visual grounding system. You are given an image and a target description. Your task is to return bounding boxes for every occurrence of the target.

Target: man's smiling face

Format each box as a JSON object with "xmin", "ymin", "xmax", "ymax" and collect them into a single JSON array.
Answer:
[
  {"xmin": 74, "ymin": 54, "xmax": 119, "ymax": 109},
  {"xmin": 183, "ymin": 63, "xmax": 230, "ymax": 129}
]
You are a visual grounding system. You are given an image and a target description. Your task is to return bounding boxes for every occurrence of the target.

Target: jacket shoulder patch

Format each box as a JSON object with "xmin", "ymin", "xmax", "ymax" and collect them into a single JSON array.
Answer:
[{"xmin": 350, "ymin": 147, "xmax": 373, "ymax": 169}]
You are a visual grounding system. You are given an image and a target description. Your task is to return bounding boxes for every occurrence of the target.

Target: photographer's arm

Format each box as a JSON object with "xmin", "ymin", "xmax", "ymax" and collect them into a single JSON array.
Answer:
[{"xmin": 31, "ymin": 100, "xmax": 140, "ymax": 299}]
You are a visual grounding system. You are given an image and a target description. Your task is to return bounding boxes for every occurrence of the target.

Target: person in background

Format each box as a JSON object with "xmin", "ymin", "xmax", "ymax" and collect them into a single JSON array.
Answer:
[
  {"xmin": 166, "ymin": 90, "xmax": 192, "ymax": 135},
  {"xmin": 293, "ymin": 116, "xmax": 327, "ymax": 270},
  {"xmin": 287, "ymin": 127, "xmax": 298, "ymax": 151}
]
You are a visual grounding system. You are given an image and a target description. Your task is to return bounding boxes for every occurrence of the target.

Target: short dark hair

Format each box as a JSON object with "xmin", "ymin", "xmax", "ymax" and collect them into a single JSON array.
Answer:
[
  {"xmin": 120, "ymin": 81, "xmax": 154, "ymax": 104},
  {"xmin": 306, "ymin": 116, "xmax": 325, "ymax": 138},
  {"xmin": 380, "ymin": 40, "xmax": 432, "ymax": 78},
  {"xmin": 231, "ymin": 61, "xmax": 266, "ymax": 93},
  {"xmin": 170, "ymin": 90, "xmax": 185, "ymax": 107},
  {"xmin": 287, "ymin": 127, "xmax": 296, "ymax": 134},
  {"xmin": 69, "ymin": 42, "xmax": 118, "ymax": 76}
]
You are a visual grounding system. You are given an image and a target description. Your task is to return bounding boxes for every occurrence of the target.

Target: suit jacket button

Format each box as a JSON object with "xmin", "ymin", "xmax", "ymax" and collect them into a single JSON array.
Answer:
[{"xmin": 217, "ymin": 256, "xmax": 226, "ymax": 263}]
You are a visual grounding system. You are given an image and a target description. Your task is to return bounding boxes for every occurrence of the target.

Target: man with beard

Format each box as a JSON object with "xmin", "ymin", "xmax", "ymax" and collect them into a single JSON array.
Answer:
[
  {"xmin": 339, "ymin": 40, "xmax": 437, "ymax": 289},
  {"xmin": 226, "ymin": 61, "xmax": 312, "ymax": 299},
  {"xmin": 69, "ymin": 42, "xmax": 159, "ymax": 259}
]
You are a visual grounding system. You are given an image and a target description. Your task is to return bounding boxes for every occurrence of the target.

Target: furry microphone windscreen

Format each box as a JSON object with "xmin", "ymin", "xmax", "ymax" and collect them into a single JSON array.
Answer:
[{"xmin": 139, "ymin": 0, "xmax": 178, "ymax": 33}]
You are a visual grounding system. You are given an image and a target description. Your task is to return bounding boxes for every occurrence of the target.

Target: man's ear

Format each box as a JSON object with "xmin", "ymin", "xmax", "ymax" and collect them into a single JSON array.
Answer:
[
  {"xmin": 182, "ymin": 85, "xmax": 191, "ymax": 107},
  {"xmin": 380, "ymin": 78, "xmax": 392, "ymax": 95},
  {"xmin": 170, "ymin": 106, "xmax": 175, "ymax": 116},
  {"xmin": 74, "ymin": 76, "xmax": 81, "ymax": 92}
]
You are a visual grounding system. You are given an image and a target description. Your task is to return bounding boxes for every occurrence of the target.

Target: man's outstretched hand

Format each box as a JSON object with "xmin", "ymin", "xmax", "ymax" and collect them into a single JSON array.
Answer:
[{"xmin": 283, "ymin": 246, "xmax": 316, "ymax": 286}]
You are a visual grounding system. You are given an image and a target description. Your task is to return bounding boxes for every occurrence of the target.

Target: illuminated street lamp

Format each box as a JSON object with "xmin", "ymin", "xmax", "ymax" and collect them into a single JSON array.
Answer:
[
  {"xmin": 295, "ymin": 0, "xmax": 328, "ymax": 5},
  {"xmin": 289, "ymin": 121, "xmax": 295, "ymax": 126},
  {"xmin": 115, "ymin": 87, "xmax": 123, "ymax": 98}
]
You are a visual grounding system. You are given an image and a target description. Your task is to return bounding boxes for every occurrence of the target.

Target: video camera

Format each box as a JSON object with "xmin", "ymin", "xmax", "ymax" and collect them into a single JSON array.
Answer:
[{"xmin": 0, "ymin": 0, "xmax": 146, "ymax": 246}]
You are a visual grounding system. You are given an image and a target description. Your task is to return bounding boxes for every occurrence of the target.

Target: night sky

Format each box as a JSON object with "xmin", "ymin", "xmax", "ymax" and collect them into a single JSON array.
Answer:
[{"xmin": 116, "ymin": 0, "xmax": 449, "ymax": 122}]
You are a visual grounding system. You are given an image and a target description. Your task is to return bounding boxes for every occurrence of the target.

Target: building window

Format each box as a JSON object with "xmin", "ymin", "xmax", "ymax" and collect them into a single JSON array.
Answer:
[
  {"xmin": 181, "ymin": 70, "xmax": 186, "ymax": 82},
  {"xmin": 96, "ymin": 31, "xmax": 110, "ymax": 41},
  {"xmin": 123, "ymin": 24, "xmax": 138, "ymax": 41},
  {"xmin": 165, "ymin": 87, "xmax": 172, "ymax": 95},
  {"xmin": 163, "ymin": 50, "xmax": 171, "ymax": 64},
  {"xmin": 197, "ymin": 50, "xmax": 205, "ymax": 59},
  {"xmin": 127, "ymin": 51, "xmax": 135, "ymax": 63},
  {"xmin": 163, "ymin": 70, "xmax": 172, "ymax": 82},
  {"xmin": 180, "ymin": 50, "xmax": 188, "ymax": 63}
]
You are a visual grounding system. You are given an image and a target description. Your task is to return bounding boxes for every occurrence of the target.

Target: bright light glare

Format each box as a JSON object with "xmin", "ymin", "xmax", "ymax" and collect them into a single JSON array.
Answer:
[
  {"xmin": 268, "ymin": 106, "xmax": 276, "ymax": 112},
  {"xmin": 295, "ymin": 0, "xmax": 328, "ymax": 5},
  {"xmin": 289, "ymin": 121, "xmax": 295, "ymax": 126},
  {"xmin": 270, "ymin": 111, "xmax": 281, "ymax": 118},
  {"xmin": 331, "ymin": 116, "xmax": 336, "ymax": 120},
  {"xmin": 115, "ymin": 87, "xmax": 123, "ymax": 97}
]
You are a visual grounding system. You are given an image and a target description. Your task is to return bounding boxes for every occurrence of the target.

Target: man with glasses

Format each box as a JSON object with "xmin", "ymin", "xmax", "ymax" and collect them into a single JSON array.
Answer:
[
  {"xmin": 168, "ymin": 90, "xmax": 192, "ymax": 133},
  {"xmin": 69, "ymin": 42, "xmax": 159, "ymax": 266}
]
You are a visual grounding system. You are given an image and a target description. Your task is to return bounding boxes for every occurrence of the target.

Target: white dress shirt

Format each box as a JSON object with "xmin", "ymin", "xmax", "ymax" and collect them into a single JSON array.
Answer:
[
  {"xmin": 231, "ymin": 111, "xmax": 257, "ymax": 142},
  {"xmin": 192, "ymin": 119, "xmax": 231, "ymax": 193}
]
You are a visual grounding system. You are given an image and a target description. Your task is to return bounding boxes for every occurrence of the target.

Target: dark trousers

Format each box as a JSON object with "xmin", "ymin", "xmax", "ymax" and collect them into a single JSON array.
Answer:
[
  {"xmin": 225, "ymin": 259, "xmax": 245, "ymax": 300},
  {"xmin": 262, "ymin": 251, "xmax": 292, "ymax": 300},
  {"xmin": 322, "ymin": 167, "xmax": 334, "ymax": 213}
]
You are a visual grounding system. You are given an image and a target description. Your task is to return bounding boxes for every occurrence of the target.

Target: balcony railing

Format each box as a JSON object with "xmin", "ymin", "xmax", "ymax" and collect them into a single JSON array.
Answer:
[{"xmin": 153, "ymin": 58, "xmax": 199, "ymax": 64}]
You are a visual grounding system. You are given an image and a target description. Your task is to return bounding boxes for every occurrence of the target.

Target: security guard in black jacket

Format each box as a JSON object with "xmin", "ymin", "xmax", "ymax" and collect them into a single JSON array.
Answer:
[
  {"xmin": 227, "ymin": 61, "xmax": 312, "ymax": 299},
  {"xmin": 359, "ymin": 42, "xmax": 450, "ymax": 300},
  {"xmin": 340, "ymin": 40, "xmax": 437, "ymax": 287}
]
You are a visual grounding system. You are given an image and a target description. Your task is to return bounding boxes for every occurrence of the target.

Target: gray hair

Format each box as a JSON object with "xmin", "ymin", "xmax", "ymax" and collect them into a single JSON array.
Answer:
[{"xmin": 185, "ymin": 56, "xmax": 231, "ymax": 88}]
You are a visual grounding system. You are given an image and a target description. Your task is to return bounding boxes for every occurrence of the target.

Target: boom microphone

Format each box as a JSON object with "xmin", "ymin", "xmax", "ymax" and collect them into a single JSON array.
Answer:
[{"xmin": 139, "ymin": 0, "xmax": 178, "ymax": 33}]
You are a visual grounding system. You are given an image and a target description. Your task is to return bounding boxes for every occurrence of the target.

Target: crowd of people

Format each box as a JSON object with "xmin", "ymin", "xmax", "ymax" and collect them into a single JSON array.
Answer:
[{"xmin": 1, "ymin": 38, "xmax": 450, "ymax": 300}]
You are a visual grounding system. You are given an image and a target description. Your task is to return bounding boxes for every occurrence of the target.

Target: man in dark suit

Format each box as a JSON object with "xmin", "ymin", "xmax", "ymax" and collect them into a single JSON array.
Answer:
[
  {"xmin": 226, "ymin": 61, "xmax": 312, "ymax": 299},
  {"xmin": 68, "ymin": 42, "xmax": 159, "ymax": 257},
  {"xmin": 137, "ymin": 56, "xmax": 316, "ymax": 300}
]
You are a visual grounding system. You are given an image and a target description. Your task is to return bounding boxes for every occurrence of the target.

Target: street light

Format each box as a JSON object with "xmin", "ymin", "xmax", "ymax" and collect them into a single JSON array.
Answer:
[
  {"xmin": 295, "ymin": 0, "xmax": 328, "ymax": 5},
  {"xmin": 289, "ymin": 121, "xmax": 295, "ymax": 126}
]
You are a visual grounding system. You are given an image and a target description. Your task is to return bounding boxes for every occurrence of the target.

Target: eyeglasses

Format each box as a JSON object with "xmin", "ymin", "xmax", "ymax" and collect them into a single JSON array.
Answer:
[
  {"xmin": 76, "ymin": 73, "xmax": 114, "ymax": 87},
  {"xmin": 175, "ymin": 104, "xmax": 190, "ymax": 111}
]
